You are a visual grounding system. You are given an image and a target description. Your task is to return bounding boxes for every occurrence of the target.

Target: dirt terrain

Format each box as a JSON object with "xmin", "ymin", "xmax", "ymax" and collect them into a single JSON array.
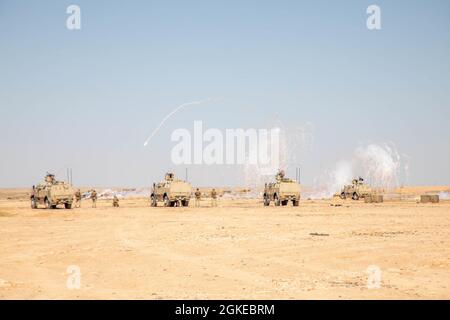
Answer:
[{"xmin": 0, "ymin": 188, "xmax": 449, "ymax": 299}]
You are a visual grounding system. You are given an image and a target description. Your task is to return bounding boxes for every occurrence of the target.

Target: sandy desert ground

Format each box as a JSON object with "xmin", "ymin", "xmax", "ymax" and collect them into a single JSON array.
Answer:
[{"xmin": 0, "ymin": 188, "xmax": 449, "ymax": 300}]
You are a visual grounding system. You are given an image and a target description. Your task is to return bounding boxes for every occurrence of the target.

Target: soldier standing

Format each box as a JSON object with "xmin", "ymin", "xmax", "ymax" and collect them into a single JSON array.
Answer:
[
  {"xmin": 113, "ymin": 195, "xmax": 119, "ymax": 207},
  {"xmin": 276, "ymin": 169, "xmax": 285, "ymax": 181},
  {"xmin": 75, "ymin": 189, "xmax": 82, "ymax": 208},
  {"xmin": 211, "ymin": 188, "xmax": 218, "ymax": 207},
  {"xmin": 194, "ymin": 188, "xmax": 201, "ymax": 207},
  {"xmin": 91, "ymin": 189, "xmax": 97, "ymax": 208}
]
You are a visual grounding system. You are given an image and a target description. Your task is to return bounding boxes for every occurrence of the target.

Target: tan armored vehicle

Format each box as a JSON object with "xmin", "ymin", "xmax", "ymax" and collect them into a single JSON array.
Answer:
[
  {"xmin": 151, "ymin": 173, "xmax": 192, "ymax": 207},
  {"xmin": 340, "ymin": 177, "xmax": 372, "ymax": 200},
  {"xmin": 263, "ymin": 170, "xmax": 301, "ymax": 206},
  {"xmin": 30, "ymin": 173, "xmax": 75, "ymax": 209}
]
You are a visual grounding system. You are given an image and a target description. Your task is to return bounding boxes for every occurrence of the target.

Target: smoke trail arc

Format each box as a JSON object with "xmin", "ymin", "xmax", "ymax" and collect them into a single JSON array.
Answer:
[{"xmin": 143, "ymin": 98, "xmax": 216, "ymax": 147}]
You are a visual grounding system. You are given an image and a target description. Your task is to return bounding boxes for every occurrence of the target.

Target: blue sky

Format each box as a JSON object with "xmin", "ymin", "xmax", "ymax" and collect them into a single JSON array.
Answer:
[{"xmin": 0, "ymin": 0, "xmax": 449, "ymax": 187}]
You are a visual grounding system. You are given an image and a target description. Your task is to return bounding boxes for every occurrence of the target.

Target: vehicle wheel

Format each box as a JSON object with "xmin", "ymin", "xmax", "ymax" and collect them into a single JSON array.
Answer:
[
  {"xmin": 340, "ymin": 192, "xmax": 346, "ymax": 200},
  {"xmin": 263, "ymin": 196, "xmax": 270, "ymax": 206},
  {"xmin": 65, "ymin": 203, "xmax": 72, "ymax": 209},
  {"xmin": 352, "ymin": 192, "xmax": 359, "ymax": 201},
  {"xmin": 163, "ymin": 195, "xmax": 170, "ymax": 207},
  {"xmin": 274, "ymin": 195, "xmax": 281, "ymax": 206},
  {"xmin": 51, "ymin": 205, "xmax": 57, "ymax": 209},
  {"xmin": 45, "ymin": 198, "xmax": 52, "ymax": 209},
  {"xmin": 281, "ymin": 200, "xmax": 288, "ymax": 206},
  {"xmin": 182, "ymin": 200, "xmax": 189, "ymax": 207},
  {"xmin": 151, "ymin": 195, "xmax": 157, "ymax": 207},
  {"xmin": 293, "ymin": 199, "xmax": 299, "ymax": 207},
  {"xmin": 31, "ymin": 198, "xmax": 37, "ymax": 209}
]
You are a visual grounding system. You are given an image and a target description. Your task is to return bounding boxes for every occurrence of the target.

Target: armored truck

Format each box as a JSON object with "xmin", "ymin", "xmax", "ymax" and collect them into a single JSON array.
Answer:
[
  {"xmin": 263, "ymin": 170, "xmax": 301, "ymax": 206},
  {"xmin": 151, "ymin": 173, "xmax": 192, "ymax": 207},
  {"xmin": 340, "ymin": 177, "xmax": 372, "ymax": 200},
  {"xmin": 30, "ymin": 173, "xmax": 75, "ymax": 209}
]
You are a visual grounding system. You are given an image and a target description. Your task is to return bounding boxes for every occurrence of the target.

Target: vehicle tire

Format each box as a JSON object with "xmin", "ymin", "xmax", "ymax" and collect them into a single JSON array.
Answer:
[
  {"xmin": 352, "ymin": 192, "xmax": 359, "ymax": 201},
  {"xmin": 274, "ymin": 195, "xmax": 281, "ymax": 206},
  {"xmin": 293, "ymin": 199, "xmax": 299, "ymax": 207},
  {"xmin": 163, "ymin": 195, "xmax": 170, "ymax": 207},
  {"xmin": 182, "ymin": 200, "xmax": 189, "ymax": 207},
  {"xmin": 281, "ymin": 200, "xmax": 288, "ymax": 206},
  {"xmin": 45, "ymin": 198, "xmax": 52, "ymax": 209},
  {"xmin": 65, "ymin": 203, "xmax": 72, "ymax": 209},
  {"xmin": 31, "ymin": 198, "xmax": 37, "ymax": 209},
  {"xmin": 51, "ymin": 205, "xmax": 57, "ymax": 209},
  {"xmin": 263, "ymin": 196, "xmax": 270, "ymax": 206},
  {"xmin": 151, "ymin": 195, "xmax": 157, "ymax": 207},
  {"xmin": 340, "ymin": 192, "xmax": 346, "ymax": 200}
]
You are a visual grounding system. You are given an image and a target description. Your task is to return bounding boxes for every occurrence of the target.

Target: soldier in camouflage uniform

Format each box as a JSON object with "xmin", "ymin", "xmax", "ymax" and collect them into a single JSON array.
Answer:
[
  {"xmin": 194, "ymin": 188, "xmax": 201, "ymax": 207},
  {"xmin": 74, "ymin": 189, "xmax": 82, "ymax": 208},
  {"xmin": 113, "ymin": 195, "xmax": 119, "ymax": 207},
  {"xmin": 211, "ymin": 188, "xmax": 218, "ymax": 207},
  {"xmin": 91, "ymin": 189, "xmax": 97, "ymax": 208},
  {"xmin": 276, "ymin": 169, "xmax": 285, "ymax": 181}
]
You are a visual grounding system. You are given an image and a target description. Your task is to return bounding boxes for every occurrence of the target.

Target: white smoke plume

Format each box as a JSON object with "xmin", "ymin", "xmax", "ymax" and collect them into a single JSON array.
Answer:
[
  {"xmin": 438, "ymin": 192, "xmax": 450, "ymax": 200},
  {"xmin": 354, "ymin": 144, "xmax": 401, "ymax": 188},
  {"xmin": 328, "ymin": 160, "xmax": 354, "ymax": 195},
  {"xmin": 308, "ymin": 143, "xmax": 407, "ymax": 199},
  {"xmin": 308, "ymin": 161, "xmax": 353, "ymax": 199},
  {"xmin": 242, "ymin": 123, "xmax": 314, "ymax": 195}
]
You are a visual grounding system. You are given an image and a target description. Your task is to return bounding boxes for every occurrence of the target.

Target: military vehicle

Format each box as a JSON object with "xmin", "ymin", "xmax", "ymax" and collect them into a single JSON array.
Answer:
[
  {"xmin": 340, "ymin": 177, "xmax": 372, "ymax": 200},
  {"xmin": 30, "ymin": 173, "xmax": 75, "ymax": 209},
  {"xmin": 150, "ymin": 173, "xmax": 192, "ymax": 207},
  {"xmin": 263, "ymin": 170, "xmax": 301, "ymax": 206}
]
